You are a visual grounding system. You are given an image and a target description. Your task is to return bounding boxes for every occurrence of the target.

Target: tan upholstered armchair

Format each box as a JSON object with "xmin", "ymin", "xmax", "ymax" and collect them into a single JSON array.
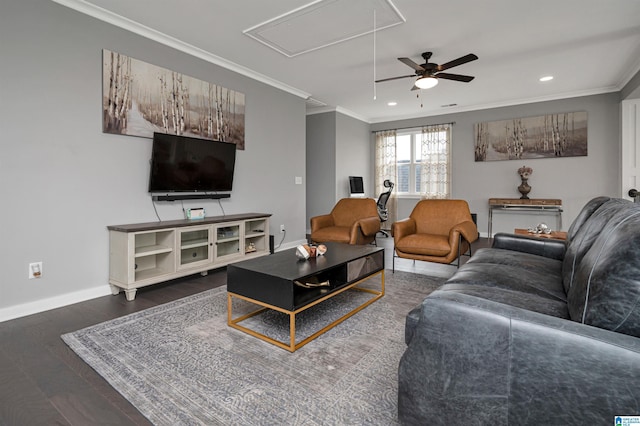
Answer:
[
  {"xmin": 310, "ymin": 198, "xmax": 381, "ymax": 245},
  {"xmin": 392, "ymin": 199, "xmax": 478, "ymax": 270}
]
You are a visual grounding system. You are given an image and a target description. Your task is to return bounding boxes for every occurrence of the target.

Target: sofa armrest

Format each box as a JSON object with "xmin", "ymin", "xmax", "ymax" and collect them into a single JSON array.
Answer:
[
  {"xmin": 492, "ymin": 232, "xmax": 566, "ymax": 260},
  {"xmin": 356, "ymin": 216, "xmax": 381, "ymax": 237},
  {"xmin": 399, "ymin": 291, "xmax": 640, "ymax": 425},
  {"xmin": 310, "ymin": 214, "xmax": 334, "ymax": 233}
]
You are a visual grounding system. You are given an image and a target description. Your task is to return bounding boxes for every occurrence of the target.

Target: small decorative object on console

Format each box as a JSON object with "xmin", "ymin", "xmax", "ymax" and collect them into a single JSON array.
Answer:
[
  {"xmin": 245, "ymin": 242, "xmax": 256, "ymax": 253},
  {"xmin": 186, "ymin": 208, "xmax": 205, "ymax": 220},
  {"xmin": 527, "ymin": 223, "xmax": 551, "ymax": 234}
]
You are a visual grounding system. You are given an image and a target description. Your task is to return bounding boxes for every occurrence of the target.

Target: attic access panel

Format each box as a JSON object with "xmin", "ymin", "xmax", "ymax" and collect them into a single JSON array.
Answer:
[{"xmin": 244, "ymin": 0, "xmax": 405, "ymax": 57}]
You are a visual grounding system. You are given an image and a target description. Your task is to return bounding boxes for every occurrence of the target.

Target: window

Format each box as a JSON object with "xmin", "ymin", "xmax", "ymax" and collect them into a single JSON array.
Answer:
[{"xmin": 393, "ymin": 125, "xmax": 451, "ymax": 198}]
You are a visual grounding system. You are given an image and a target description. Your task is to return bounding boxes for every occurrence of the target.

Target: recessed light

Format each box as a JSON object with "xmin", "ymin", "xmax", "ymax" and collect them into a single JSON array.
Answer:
[
  {"xmin": 387, "ymin": 101, "xmax": 397, "ymax": 106},
  {"xmin": 539, "ymin": 76, "xmax": 554, "ymax": 82}
]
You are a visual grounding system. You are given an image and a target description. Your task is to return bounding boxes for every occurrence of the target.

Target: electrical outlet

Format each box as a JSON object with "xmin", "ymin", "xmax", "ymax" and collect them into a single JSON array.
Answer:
[
  {"xmin": 280, "ymin": 224, "xmax": 285, "ymax": 233},
  {"xmin": 29, "ymin": 262, "xmax": 43, "ymax": 279}
]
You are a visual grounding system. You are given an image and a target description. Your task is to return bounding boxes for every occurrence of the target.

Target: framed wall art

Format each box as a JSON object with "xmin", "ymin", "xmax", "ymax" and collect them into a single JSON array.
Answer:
[
  {"xmin": 474, "ymin": 111, "xmax": 587, "ymax": 162},
  {"xmin": 102, "ymin": 49, "xmax": 246, "ymax": 149}
]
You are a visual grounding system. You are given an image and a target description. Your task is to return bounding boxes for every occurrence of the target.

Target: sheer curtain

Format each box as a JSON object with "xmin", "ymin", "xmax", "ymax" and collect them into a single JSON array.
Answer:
[
  {"xmin": 420, "ymin": 123, "xmax": 452, "ymax": 199},
  {"xmin": 375, "ymin": 130, "xmax": 398, "ymax": 230}
]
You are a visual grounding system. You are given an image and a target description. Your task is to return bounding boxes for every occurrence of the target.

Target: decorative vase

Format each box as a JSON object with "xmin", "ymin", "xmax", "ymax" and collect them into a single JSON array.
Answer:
[{"xmin": 518, "ymin": 178, "xmax": 531, "ymax": 199}]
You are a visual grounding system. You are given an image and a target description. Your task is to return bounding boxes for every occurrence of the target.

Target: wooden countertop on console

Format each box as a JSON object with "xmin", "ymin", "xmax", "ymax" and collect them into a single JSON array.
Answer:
[
  {"xmin": 489, "ymin": 198, "xmax": 562, "ymax": 206},
  {"xmin": 108, "ymin": 213, "xmax": 272, "ymax": 232}
]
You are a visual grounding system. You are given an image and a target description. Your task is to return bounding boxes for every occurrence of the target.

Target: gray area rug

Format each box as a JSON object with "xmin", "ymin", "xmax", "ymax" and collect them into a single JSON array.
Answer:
[{"xmin": 62, "ymin": 270, "xmax": 445, "ymax": 425}]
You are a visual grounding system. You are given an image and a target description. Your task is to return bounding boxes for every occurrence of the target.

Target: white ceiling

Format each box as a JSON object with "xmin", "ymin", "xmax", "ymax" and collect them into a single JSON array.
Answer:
[{"xmin": 56, "ymin": 0, "xmax": 640, "ymax": 123}]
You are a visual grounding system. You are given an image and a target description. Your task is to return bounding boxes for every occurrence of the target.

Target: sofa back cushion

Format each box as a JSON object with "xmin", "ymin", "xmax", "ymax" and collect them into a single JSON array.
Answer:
[
  {"xmin": 562, "ymin": 198, "xmax": 623, "ymax": 293},
  {"xmin": 566, "ymin": 196, "xmax": 610, "ymax": 241},
  {"xmin": 410, "ymin": 199, "xmax": 472, "ymax": 236},
  {"xmin": 566, "ymin": 202, "xmax": 640, "ymax": 338},
  {"xmin": 330, "ymin": 198, "xmax": 378, "ymax": 227}
]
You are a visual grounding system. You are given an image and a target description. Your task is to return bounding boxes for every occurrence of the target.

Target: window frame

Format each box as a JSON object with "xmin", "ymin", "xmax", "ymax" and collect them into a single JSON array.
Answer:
[{"xmin": 394, "ymin": 126, "xmax": 451, "ymax": 198}]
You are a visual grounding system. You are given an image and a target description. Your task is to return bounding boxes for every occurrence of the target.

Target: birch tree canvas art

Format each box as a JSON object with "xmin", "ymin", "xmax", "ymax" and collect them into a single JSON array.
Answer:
[
  {"xmin": 102, "ymin": 49, "xmax": 246, "ymax": 149},
  {"xmin": 474, "ymin": 112, "xmax": 587, "ymax": 162}
]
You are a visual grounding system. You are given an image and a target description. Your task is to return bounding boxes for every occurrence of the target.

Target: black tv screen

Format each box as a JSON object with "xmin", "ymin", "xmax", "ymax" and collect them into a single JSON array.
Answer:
[
  {"xmin": 349, "ymin": 176, "xmax": 364, "ymax": 194},
  {"xmin": 148, "ymin": 132, "xmax": 236, "ymax": 193}
]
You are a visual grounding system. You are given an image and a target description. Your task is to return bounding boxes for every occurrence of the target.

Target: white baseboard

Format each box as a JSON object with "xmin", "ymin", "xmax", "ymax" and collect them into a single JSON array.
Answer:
[
  {"xmin": 1, "ymin": 241, "xmax": 309, "ymax": 323},
  {"xmin": 0, "ymin": 286, "xmax": 112, "ymax": 323},
  {"xmin": 275, "ymin": 239, "xmax": 308, "ymax": 252}
]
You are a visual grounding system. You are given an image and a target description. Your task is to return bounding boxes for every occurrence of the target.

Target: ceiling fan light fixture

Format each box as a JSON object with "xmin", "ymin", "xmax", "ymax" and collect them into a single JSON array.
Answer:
[{"xmin": 415, "ymin": 76, "xmax": 438, "ymax": 89}]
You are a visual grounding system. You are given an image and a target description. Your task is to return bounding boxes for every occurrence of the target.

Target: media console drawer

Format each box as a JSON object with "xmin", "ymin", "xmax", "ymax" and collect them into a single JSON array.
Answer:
[{"xmin": 347, "ymin": 251, "xmax": 384, "ymax": 282}]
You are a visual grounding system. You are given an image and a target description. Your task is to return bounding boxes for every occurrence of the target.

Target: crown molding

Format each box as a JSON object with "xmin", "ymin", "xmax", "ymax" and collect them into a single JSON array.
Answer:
[
  {"xmin": 368, "ymin": 86, "xmax": 621, "ymax": 124},
  {"xmin": 305, "ymin": 105, "xmax": 371, "ymax": 124},
  {"xmin": 51, "ymin": 0, "xmax": 311, "ymax": 100}
]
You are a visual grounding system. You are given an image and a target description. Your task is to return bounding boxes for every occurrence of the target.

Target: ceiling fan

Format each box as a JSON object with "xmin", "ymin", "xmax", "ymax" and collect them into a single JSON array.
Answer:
[{"xmin": 376, "ymin": 52, "xmax": 478, "ymax": 90}]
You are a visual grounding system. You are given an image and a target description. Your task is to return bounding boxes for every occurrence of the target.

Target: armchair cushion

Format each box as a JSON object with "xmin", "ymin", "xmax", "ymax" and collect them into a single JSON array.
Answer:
[{"xmin": 396, "ymin": 234, "xmax": 450, "ymax": 256}]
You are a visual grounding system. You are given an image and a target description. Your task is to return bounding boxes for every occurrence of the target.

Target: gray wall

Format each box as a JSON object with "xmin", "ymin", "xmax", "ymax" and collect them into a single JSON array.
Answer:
[
  {"xmin": 335, "ymin": 113, "xmax": 372, "ymax": 199},
  {"xmin": 0, "ymin": 0, "xmax": 307, "ymax": 319},
  {"xmin": 306, "ymin": 111, "xmax": 372, "ymax": 229},
  {"xmin": 306, "ymin": 112, "xmax": 337, "ymax": 227},
  {"xmin": 371, "ymin": 93, "xmax": 621, "ymax": 235}
]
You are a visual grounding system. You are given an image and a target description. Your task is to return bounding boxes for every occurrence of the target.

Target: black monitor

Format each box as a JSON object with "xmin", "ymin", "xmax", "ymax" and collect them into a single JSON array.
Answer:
[{"xmin": 349, "ymin": 176, "xmax": 365, "ymax": 197}]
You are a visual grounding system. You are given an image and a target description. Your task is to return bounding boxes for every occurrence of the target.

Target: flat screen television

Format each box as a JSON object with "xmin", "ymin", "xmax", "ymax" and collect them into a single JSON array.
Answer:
[{"xmin": 148, "ymin": 132, "xmax": 236, "ymax": 193}]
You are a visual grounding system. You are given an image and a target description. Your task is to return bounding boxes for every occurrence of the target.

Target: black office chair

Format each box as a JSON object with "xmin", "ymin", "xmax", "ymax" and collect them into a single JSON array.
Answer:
[{"xmin": 376, "ymin": 180, "xmax": 394, "ymax": 237}]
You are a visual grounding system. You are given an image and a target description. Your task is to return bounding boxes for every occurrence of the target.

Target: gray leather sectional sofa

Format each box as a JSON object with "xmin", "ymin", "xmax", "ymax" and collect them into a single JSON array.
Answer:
[{"xmin": 398, "ymin": 196, "xmax": 640, "ymax": 425}]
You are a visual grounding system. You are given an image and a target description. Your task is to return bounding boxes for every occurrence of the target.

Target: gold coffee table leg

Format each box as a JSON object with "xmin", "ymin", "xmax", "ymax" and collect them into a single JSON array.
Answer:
[{"xmin": 227, "ymin": 270, "xmax": 384, "ymax": 352}]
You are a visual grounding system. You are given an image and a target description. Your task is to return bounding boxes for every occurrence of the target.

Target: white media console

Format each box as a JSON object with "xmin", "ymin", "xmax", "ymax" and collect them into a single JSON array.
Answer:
[{"xmin": 108, "ymin": 213, "xmax": 271, "ymax": 301}]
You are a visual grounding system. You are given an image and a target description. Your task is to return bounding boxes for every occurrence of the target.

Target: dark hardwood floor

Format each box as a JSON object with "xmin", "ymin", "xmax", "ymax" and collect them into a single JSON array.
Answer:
[{"xmin": 0, "ymin": 237, "xmax": 490, "ymax": 425}]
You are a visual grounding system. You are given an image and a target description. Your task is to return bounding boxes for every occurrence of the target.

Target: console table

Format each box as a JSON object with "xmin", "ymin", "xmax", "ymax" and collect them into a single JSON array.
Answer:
[{"xmin": 488, "ymin": 198, "xmax": 562, "ymax": 238}]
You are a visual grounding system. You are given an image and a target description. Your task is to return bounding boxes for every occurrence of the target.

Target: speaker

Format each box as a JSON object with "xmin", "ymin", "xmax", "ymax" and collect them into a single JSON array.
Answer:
[{"xmin": 269, "ymin": 235, "xmax": 275, "ymax": 254}]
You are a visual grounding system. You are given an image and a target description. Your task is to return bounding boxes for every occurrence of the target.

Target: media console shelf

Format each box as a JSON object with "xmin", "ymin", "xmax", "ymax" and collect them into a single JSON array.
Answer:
[{"xmin": 108, "ymin": 213, "xmax": 271, "ymax": 301}]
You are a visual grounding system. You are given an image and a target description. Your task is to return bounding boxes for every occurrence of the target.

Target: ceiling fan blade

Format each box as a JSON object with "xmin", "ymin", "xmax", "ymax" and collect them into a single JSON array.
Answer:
[
  {"xmin": 375, "ymin": 74, "xmax": 416, "ymax": 83},
  {"xmin": 437, "ymin": 54, "xmax": 478, "ymax": 71},
  {"xmin": 436, "ymin": 73, "xmax": 475, "ymax": 82},
  {"xmin": 398, "ymin": 57, "xmax": 424, "ymax": 72}
]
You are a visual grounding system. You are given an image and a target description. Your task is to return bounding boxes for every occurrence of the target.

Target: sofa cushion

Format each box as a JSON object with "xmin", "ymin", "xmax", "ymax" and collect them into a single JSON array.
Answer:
[
  {"xmin": 439, "ymin": 284, "xmax": 570, "ymax": 318},
  {"xmin": 566, "ymin": 196, "xmax": 610, "ymax": 241},
  {"xmin": 446, "ymin": 262, "xmax": 566, "ymax": 302},
  {"xmin": 467, "ymin": 247, "xmax": 563, "ymax": 276},
  {"xmin": 401, "ymin": 285, "xmax": 561, "ymax": 346},
  {"xmin": 562, "ymin": 198, "xmax": 630, "ymax": 293},
  {"xmin": 567, "ymin": 205, "xmax": 640, "ymax": 338}
]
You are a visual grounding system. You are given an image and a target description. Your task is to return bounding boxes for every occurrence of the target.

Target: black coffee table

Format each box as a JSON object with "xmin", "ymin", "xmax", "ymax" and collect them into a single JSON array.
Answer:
[{"xmin": 227, "ymin": 242, "xmax": 384, "ymax": 352}]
